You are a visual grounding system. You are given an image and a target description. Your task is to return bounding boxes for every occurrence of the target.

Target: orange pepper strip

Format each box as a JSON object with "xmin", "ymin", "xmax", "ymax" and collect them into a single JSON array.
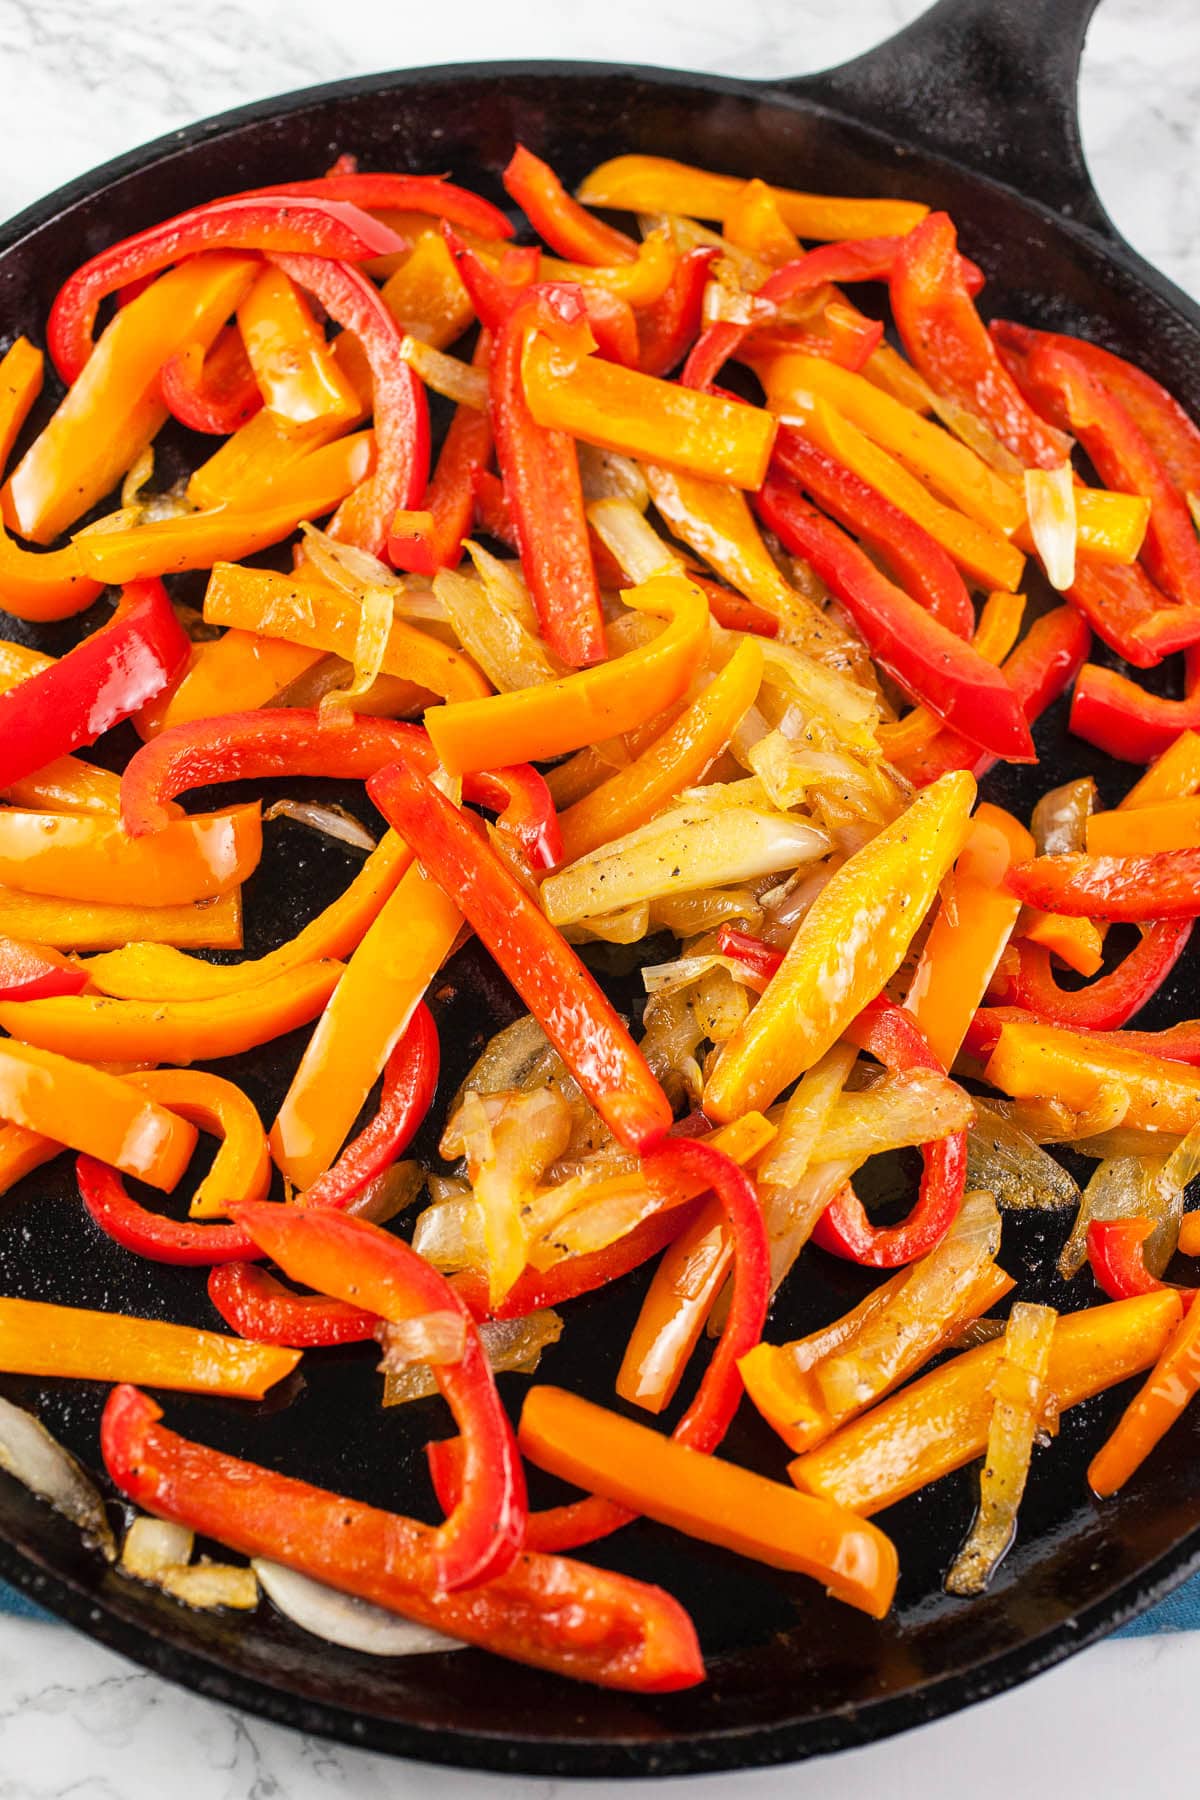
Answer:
[
  {"xmin": 984, "ymin": 1018, "xmax": 1200, "ymax": 1135},
  {"xmin": 576, "ymin": 154, "xmax": 928, "ymax": 241},
  {"xmin": 134, "ymin": 631, "xmax": 325, "ymax": 739},
  {"xmin": 4, "ymin": 255, "xmax": 259, "ymax": 545},
  {"xmin": 615, "ymin": 1195, "xmax": 735, "ymax": 1415},
  {"xmin": 237, "ymin": 268, "xmax": 360, "ymax": 428},
  {"xmin": 85, "ymin": 829, "xmax": 412, "ymax": 1002},
  {"xmin": 704, "ymin": 770, "xmax": 976, "ymax": 1122},
  {"xmin": 723, "ymin": 178, "xmax": 802, "ymax": 263},
  {"xmin": 537, "ymin": 232, "xmax": 678, "ymax": 308},
  {"xmin": 0, "ymin": 341, "xmax": 102, "ymax": 622},
  {"xmin": 380, "ymin": 231, "xmax": 475, "ymax": 348},
  {"xmin": 906, "ymin": 803, "xmax": 1034, "ymax": 1069},
  {"xmin": 0, "ymin": 1123, "xmax": 61, "ymax": 1196},
  {"xmin": 877, "ymin": 592, "xmax": 1025, "ymax": 760},
  {"xmin": 0, "ymin": 805, "xmax": 260, "ymax": 906},
  {"xmin": 522, "ymin": 338, "xmax": 776, "ymax": 490},
  {"xmin": 203, "ymin": 563, "xmax": 489, "ymax": 704},
  {"xmin": 790, "ymin": 1291, "xmax": 1183, "ymax": 1515},
  {"xmin": 124, "ymin": 1070, "xmax": 270, "ymax": 1220},
  {"xmin": 426, "ymin": 574, "xmax": 709, "ymax": 775},
  {"xmin": 1020, "ymin": 912, "xmax": 1105, "ymax": 978},
  {"xmin": 1178, "ymin": 1211, "xmax": 1200, "ymax": 1256},
  {"xmin": 270, "ymin": 862, "xmax": 460, "ymax": 1190},
  {"xmin": 1089, "ymin": 1295, "xmax": 1200, "ymax": 1497},
  {"xmin": 557, "ymin": 638, "xmax": 763, "ymax": 863},
  {"xmin": 1087, "ymin": 798, "xmax": 1200, "ymax": 857},
  {"xmin": 1120, "ymin": 730, "xmax": 1200, "ymax": 809},
  {"xmin": 518, "ymin": 1385, "xmax": 898, "ymax": 1618},
  {"xmin": 0, "ymin": 338, "xmax": 41, "ymax": 470},
  {"xmin": 0, "ymin": 1297, "xmax": 299, "ymax": 1398},
  {"xmin": 0, "ymin": 886, "xmax": 242, "ymax": 952},
  {"xmin": 1013, "ymin": 488, "xmax": 1151, "ymax": 566},
  {"xmin": 0, "ymin": 1040, "xmax": 196, "ymax": 1189},
  {"xmin": 0, "ymin": 961, "xmax": 341, "ymax": 1064}
]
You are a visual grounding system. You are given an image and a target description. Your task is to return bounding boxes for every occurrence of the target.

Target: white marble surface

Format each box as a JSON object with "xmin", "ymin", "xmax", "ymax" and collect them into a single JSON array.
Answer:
[{"xmin": 0, "ymin": 0, "xmax": 1199, "ymax": 1794}]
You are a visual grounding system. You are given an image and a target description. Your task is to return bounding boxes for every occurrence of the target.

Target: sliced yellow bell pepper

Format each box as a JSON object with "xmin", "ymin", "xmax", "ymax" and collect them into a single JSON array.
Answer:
[
  {"xmin": 125, "ymin": 1069, "xmax": 270, "ymax": 1220},
  {"xmin": 1121, "ymin": 730, "xmax": 1200, "ymax": 810},
  {"xmin": 0, "ymin": 1040, "xmax": 197, "ymax": 1190},
  {"xmin": 538, "ymin": 230, "xmax": 677, "ymax": 307},
  {"xmin": 0, "ymin": 337, "xmax": 41, "ymax": 471},
  {"xmin": 985, "ymin": 1018, "xmax": 1200, "ymax": 1135},
  {"xmin": 1035, "ymin": 488, "xmax": 1150, "ymax": 565},
  {"xmin": 0, "ymin": 885, "xmax": 242, "ymax": 951},
  {"xmin": 380, "ymin": 230, "xmax": 475, "ymax": 349},
  {"xmin": 1020, "ymin": 910, "xmax": 1105, "ymax": 977},
  {"xmin": 1087, "ymin": 798, "xmax": 1200, "ymax": 857},
  {"xmin": 237, "ymin": 268, "xmax": 360, "ymax": 428},
  {"xmin": 0, "ymin": 805, "xmax": 260, "ymax": 906},
  {"xmin": 0, "ymin": 340, "xmax": 102, "ymax": 622}
]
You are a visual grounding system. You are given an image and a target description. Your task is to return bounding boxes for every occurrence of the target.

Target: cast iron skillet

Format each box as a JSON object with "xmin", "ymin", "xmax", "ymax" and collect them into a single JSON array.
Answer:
[{"xmin": 0, "ymin": 0, "xmax": 1197, "ymax": 1777}]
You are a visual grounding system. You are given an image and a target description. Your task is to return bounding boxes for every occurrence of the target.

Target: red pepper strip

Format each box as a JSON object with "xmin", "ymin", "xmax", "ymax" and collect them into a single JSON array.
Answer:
[
  {"xmin": 964, "ymin": 1005, "xmax": 1200, "ymax": 1068},
  {"xmin": 991, "ymin": 321, "xmax": 1200, "ymax": 501},
  {"xmin": 0, "ymin": 939, "xmax": 87, "ymax": 1002},
  {"xmin": 716, "ymin": 924, "xmax": 782, "ymax": 986},
  {"xmin": 267, "ymin": 253, "xmax": 429, "ymax": 557},
  {"xmin": 1007, "ymin": 847, "xmax": 1200, "ymax": 922},
  {"xmin": 637, "ymin": 248, "xmax": 716, "ymax": 378},
  {"xmin": 234, "ymin": 1203, "xmax": 525, "ymax": 1592},
  {"xmin": 207, "ymin": 1262, "xmax": 379, "ymax": 1346},
  {"xmin": 758, "ymin": 472, "xmax": 1033, "ymax": 759},
  {"xmin": 160, "ymin": 327, "xmax": 263, "ymax": 436},
  {"xmin": 503, "ymin": 145, "xmax": 637, "ymax": 265},
  {"xmin": 889, "ymin": 212, "xmax": 1070, "ymax": 469},
  {"xmin": 48, "ymin": 197, "xmax": 403, "ymax": 385},
  {"xmin": 76, "ymin": 1156, "xmax": 260, "ymax": 1266},
  {"xmin": 369, "ymin": 757, "xmax": 669, "ymax": 1152},
  {"xmin": 1065, "ymin": 561, "xmax": 1172, "ymax": 672},
  {"xmin": 298, "ymin": 1002, "xmax": 438, "ymax": 1211},
  {"xmin": 441, "ymin": 227, "xmax": 539, "ymax": 332},
  {"xmin": 1088, "ymin": 1217, "xmax": 1193, "ymax": 1307},
  {"xmin": 1071, "ymin": 650, "xmax": 1200, "ymax": 764},
  {"xmin": 474, "ymin": 469, "xmax": 518, "ymax": 548},
  {"xmin": 387, "ymin": 333, "xmax": 493, "ymax": 574},
  {"xmin": 772, "ymin": 424, "xmax": 974, "ymax": 638},
  {"xmin": 810, "ymin": 997, "xmax": 969, "ymax": 1269},
  {"xmin": 0, "ymin": 580, "xmax": 188, "ymax": 793},
  {"xmin": 120, "ymin": 709, "xmax": 561, "ymax": 871},
  {"xmin": 694, "ymin": 577, "xmax": 780, "ymax": 638},
  {"xmin": 234, "ymin": 173, "xmax": 513, "ymax": 242},
  {"xmin": 898, "ymin": 606, "xmax": 1090, "ymax": 787},
  {"xmin": 102, "ymin": 1385, "xmax": 702, "ymax": 1689},
  {"xmin": 993, "ymin": 923, "xmax": 1193, "ymax": 1030}
]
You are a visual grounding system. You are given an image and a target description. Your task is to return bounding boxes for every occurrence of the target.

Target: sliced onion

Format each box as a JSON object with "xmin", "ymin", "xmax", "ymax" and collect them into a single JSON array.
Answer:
[
  {"xmin": 382, "ymin": 1310, "xmax": 562, "ymax": 1407},
  {"xmin": 1024, "ymin": 463, "xmax": 1078, "ymax": 591},
  {"xmin": 577, "ymin": 446, "xmax": 649, "ymax": 510},
  {"xmin": 752, "ymin": 636, "xmax": 881, "ymax": 756},
  {"xmin": 1004, "ymin": 1084, "xmax": 1130, "ymax": 1145},
  {"xmin": 121, "ymin": 1515, "xmax": 257, "ymax": 1611},
  {"xmin": 378, "ymin": 1311, "xmax": 468, "ymax": 1369},
  {"xmin": 398, "ymin": 334, "xmax": 488, "ymax": 408},
  {"xmin": 443, "ymin": 1088, "xmax": 573, "ymax": 1307},
  {"xmin": 641, "ymin": 951, "xmax": 759, "ymax": 999},
  {"xmin": 650, "ymin": 886, "xmax": 765, "ymax": 938},
  {"xmin": 759, "ymin": 1043, "xmax": 857, "ymax": 1191},
  {"xmin": 253, "ymin": 1559, "xmax": 463, "ymax": 1656},
  {"xmin": 0, "ymin": 1397, "xmax": 115, "ymax": 1560},
  {"xmin": 343, "ymin": 1159, "xmax": 426, "ymax": 1225},
  {"xmin": 563, "ymin": 902, "xmax": 651, "ymax": 945},
  {"xmin": 411, "ymin": 1193, "xmax": 482, "ymax": 1270},
  {"xmin": 263, "ymin": 799, "xmax": 377, "ymax": 853},
  {"xmin": 121, "ymin": 446, "xmax": 156, "ymax": 509},
  {"xmin": 1031, "ymin": 777, "xmax": 1095, "ymax": 856},
  {"xmin": 811, "ymin": 1069, "xmax": 975, "ymax": 1166},
  {"xmin": 436, "ymin": 561, "xmax": 559, "ymax": 693},
  {"xmin": 928, "ymin": 392, "xmax": 1027, "ymax": 479},
  {"xmin": 1055, "ymin": 1125, "xmax": 1200, "ymax": 1279},
  {"xmin": 587, "ymin": 495, "xmax": 682, "ymax": 582},
  {"xmin": 968, "ymin": 1100, "xmax": 1081, "ymax": 1211},
  {"xmin": 271, "ymin": 654, "xmax": 431, "ymax": 719}
]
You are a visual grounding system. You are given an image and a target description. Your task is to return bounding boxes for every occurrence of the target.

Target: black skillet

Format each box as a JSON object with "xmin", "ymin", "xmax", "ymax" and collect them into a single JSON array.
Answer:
[{"xmin": 0, "ymin": 0, "xmax": 1197, "ymax": 1777}]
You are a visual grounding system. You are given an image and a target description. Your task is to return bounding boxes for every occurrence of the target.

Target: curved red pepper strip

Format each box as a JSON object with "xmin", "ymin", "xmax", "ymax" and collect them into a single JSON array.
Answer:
[
  {"xmin": 48, "ymin": 196, "xmax": 404, "ymax": 384},
  {"xmin": 233, "ymin": 1203, "xmax": 526, "ymax": 1593},
  {"xmin": 994, "ymin": 923, "xmax": 1193, "ymax": 1029},
  {"xmin": 0, "ymin": 580, "xmax": 188, "ymax": 793},
  {"xmin": 964, "ymin": 1005, "xmax": 1200, "ymax": 1068},
  {"xmin": 1088, "ymin": 1217, "xmax": 1195, "ymax": 1310},
  {"xmin": 160, "ymin": 328, "xmax": 263, "ymax": 436},
  {"xmin": 1071, "ymin": 649, "xmax": 1200, "ymax": 765},
  {"xmin": 1007, "ymin": 848, "xmax": 1200, "ymax": 922},
  {"xmin": 76, "ymin": 1156, "xmax": 260, "ymax": 1266},
  {"xmin": 1063, "ymin": 561, "xmax": 1172, "ymax": 672},
  {"xmin": 715, "ymin": 925, "xmax": 782, "ymax": 987},
  {"xmin": 441, "ymin": 224, "xmax": 638, "ymax": 370},
  {"xmin": 694, "ymin": 577, "xmax": 780, "ymax": 639},
  {"xmin": 233, "ymin": 172, "xmax": 513, "ymax": 243},
  {"xmin": 388, "ymin": 334, "xmax": 493, "ymax": 575},
  {"xmin": 810, "ymin": 997, "xmax": 969, "ymax": 1269},
  {"xmin": 207, "ymin": 1262, "xmax": 379, "ymax": 1346},
  {"xmin": 637, "ymin": 247, "xmax": 717, "ymax": 378},
  {"xmin": 503, "ymin": 145, "xmax": 637, "ymax": 265},
  {"xmin": 0, "ymin": 939, "xmax": 87, "ymax": 1002},
  {"xmin": 300, "ymin": 1002, "xmax": 439, "ymax": 1210},
  {"xmin": 474, "ymin": 468, "xmax": 518, "ymax": 548}
]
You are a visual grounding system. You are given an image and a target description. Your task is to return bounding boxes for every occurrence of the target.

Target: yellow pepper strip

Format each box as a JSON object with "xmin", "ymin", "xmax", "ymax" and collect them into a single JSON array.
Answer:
[
  {"xmin": 237, "ymin": 268, "xmax": 360, "ymax": 428},
  {"xmin": 792, "ymin": 395, "xmax": 1025, "ymax": 591},
  {"xmin": 426, "ymin": 573, "xmax": 710, "ymax": 776},
  {"xmin": 763, "ymin": 358, "xmax": 1026, "ymax": 540},
  {"xmin": 0, "ymin": 1123, "xmax": 61, "ymax": 1196},
  {"xmin": 522, "ymin": 340, "xmax": 777, "ymax": 491},
  {"xmin": 1121, "ymin": 731, "xmax": 1200, "ymax": 809},
  {"xmin": 0, "ymin": 1040, "xmax": 197, "ymax": 1190},
  {"xmin": 877, "ymin": 592, "xmax": 1025, "ymax": 761},
  {"xmin": 380, "ymin": 231, "xmax": 475, "ymax": 349},
  {"xmin": 0, "ymin": 960, "xmax": 341, "ymax": 1064},
  {"xmin": 0, "ymin": 885, "xmax": 242, "ymax": 952},
  {"xmin": 204, "ymin": 563, "xmax": 489, "ymax": 704},
  {"xmin": 557, "ymin": 638, "xmax": 763, "ymax": 863},
  {"xmin": 790, "ymin": 1291, "xmax": 1183, "ymax": 1515},
  {"xmin": 0, "ymin": 1296, "xmax": 300, "ymax": 1399},
  {"xmin": 906, "ymin": 803, "xmax": 1034, "ymax": 1069},
  {"xmin": 985, "ymin": 1018, "xmax": 1200, "ymax": 1135},
  {"xmin": 72, "ymin": 434, "xmax": 375, "ymax": 584},
  {"xmin": 1020, "ymin": 910, "xmax": 1105, "ymax": 977},
  {"xmin": 0, "ymin": 341, "xmax": 102, "ymax": 622},
  {"xmin": 1020, "ymin": 489, "xmax": 1150, "ymax": 566},
  {"xmin": 538, "ymin": 231, "xmax": 677, "ymax": 307},
  {"xmin": 576, "ymin": 154, "xmax": 928, "ymax": 241},
  {"xmin": 270, "ymin": 862, "xmax": 462, "ymax": 1190},
  {"xmin": 125, "ymin": 1069, "xmax": 270, "ymax": 1220},
  {"xmin": 704, "ymin": 770, "xmax": 976, "ymax": 1122},
  {"xmin": 863, "ymin": 344, "xmax": 936, "ymax": 413},
  {"xmin": 4, "ymin": 255, "xmax": 259, "ymax": 545},
  {"xmin": 1087, "ymin": 798, "xmax": 1200, "ymax": 857},
  {"xmin": 85, "ymin": 829, "xmax": 412, "ymax": 1001},
  {"xmin": 134, "ymin": 630, "xmax": 325, "ymax": 739},
  {"xmin": 0, "ymin": 805, "xmax": 260, "ymax": 906},
  {"xmin": 723, "ymin": 179, "xmax": 802, "ymax": 263}
]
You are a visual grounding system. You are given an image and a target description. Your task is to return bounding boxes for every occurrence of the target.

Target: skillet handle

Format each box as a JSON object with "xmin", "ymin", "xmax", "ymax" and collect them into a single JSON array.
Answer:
[{"xmin": 784, "ymin": 0, "xmax": 1114, "ymax": 235}]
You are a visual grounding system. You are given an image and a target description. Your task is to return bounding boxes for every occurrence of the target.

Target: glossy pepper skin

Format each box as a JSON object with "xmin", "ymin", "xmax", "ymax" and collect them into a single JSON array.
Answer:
[
  {"xmin": 236, "ymin": 171, "xmax": 513, "ymax": 242},
  {"xmin": 207, "ymin": 1262, "xmax": 380, "ymax": 1347},
  {"xmin": 994, "ymin": 923, "xmax": 1193, "ymax": 1029},
  {"xmin": 1007, "ymin": 847, "xmax": 1200, "ymax": 921},
  {"xmin": 1070, "ymin": 653, "xmax": 1200, "ymax": 765},
  {"xmin": 1086, "ymin": 1217, "xmax": 1190, "ymax": 1308},
  {"xmin": 76, "ymin": 1157, "xmax": 260, "ymax": 1266},
  {"xmin": 0, "ymin": 939, "xmax": 86, "ymax": 1002},
  {"xmin": 503, "ymin": 145, "xmax": 637, "ymax": 265},
  {"xmin": 160, "ymin": 328, "xmax": 263, "ymax": 436},
  {"xmin": 636, "ymin": 248, "xmax": 717, "ymax": 378},
  {"xmin": 297, "ymin": 1002, "xmax": 439, "ymax": 1211}
]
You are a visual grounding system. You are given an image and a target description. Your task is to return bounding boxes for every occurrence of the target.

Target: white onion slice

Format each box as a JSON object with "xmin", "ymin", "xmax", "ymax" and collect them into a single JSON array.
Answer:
[
  {"xmin": 121, "ymin": 1515, "xmax": 258, "ymax": 1611},
  {"xmin": 1024, "ymin": 463, "xmax": 1078, "ymax": 591},
  {"xmin": 263, "ymin": 799, "xmax": 378, "ymax": 853},
  {"xmin": 0, "ymin": 1397, "xmax": 115, "ymax": 1560},
  {"xmin": 253, "ymin": 1560, "xmax": 464, "ymax": 1657}
]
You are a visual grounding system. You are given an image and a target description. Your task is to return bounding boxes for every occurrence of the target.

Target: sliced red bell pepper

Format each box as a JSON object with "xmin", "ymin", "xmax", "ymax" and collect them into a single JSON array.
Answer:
[
  {"xmin": 503, "ymin": 145, "xmax": 637, "ymax": 265},
  {"xmin": 236, "ymin": 171, "xmax": 514, "ymax": 242},
  {"xmin": 715, "ymin": 925, "xmax": 782, "ymax": 986},
  {"xmin": 48, "ymin": 195, "xmax": 404, "ymax": 384},
  {"xmin": 1007, "ymin": 846, "xmax": 1200, "ymax": 921},
  {"xmin": 758, "ymin": 472, "xmax": 1033, "ymax": 759},
  {"xmin": 387, "ymin": 333, "xmax": 493, "ymax": 574},
  {"xmin": 160, "ymin": 327, "xmax": 263, "ymax": 436},
  {"xmin": 693, "ymin": 577, "xmax": 780, "ymax": 638},
  {"xmin": 299, "ymin": 1002, "xmax": 439, "ymax": 1211},
  {"xmin": 1064, "ymin": 561, "xmax": 1174, "ymax": 671},
  {"xmin": 1070, "ymin": 651, "xmax": 1200, "ymax": 764},
  {"xmin": 965, "ymin": 1005, "xmax": 1200, "ymax": 1068},
  {"xmin": 1088, "ymin": 1217, "xmax": 1192, "ymax": 1308},
  {"xmin": 0, "ymin": 938, "xmax": 87, "ymax": 1002},
  {"xmin": 233, "ymin": 1202, "xmax": 525, "ymax": 1592},
  {"xmin": 440, "ymin": 227, "xmax": 540, "ymax": 332},
  {"xmin": 101, "ymin": 1385, "xmax": 703, "ymax": 1690},
  {"xmin": 994, "ymin": 923, "xmax": 1192, "ymax": 1030},
  {"xmin": 810, "ymin": 997, "xmax": 969, "ymax": 1269},
  {"xmin": 637, "ymin": 247, "xmax": 716, "ymax": 378},
  {"xmin": 889, "ymin": 212, "xmax": 1071, "ymax": 469},
  {"xmin": 772, "ymin": 424, "xmax": 975, "ymax": 637},
  {"xmin": 207, "ymin": 1262, "xmax": 379, "ymax": 1346},
  {"xmin": 474, "ymin": 468, "xmax": 518, "ymax": 547},
  {"xmin": 368, "ymin": 756, "xmax": 670, "ymax": 1153},
  {"xmin": 76, "ymin": 1156, "xmax": 260, "ymax": 1266},
  {"xmin": 0, "ymin": 580, "xmax": 188, "ymax": 793}
]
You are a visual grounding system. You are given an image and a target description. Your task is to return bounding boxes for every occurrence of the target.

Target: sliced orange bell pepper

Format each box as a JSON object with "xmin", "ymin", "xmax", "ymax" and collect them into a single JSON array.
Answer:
[
  {"xmin": 0, "ymin": 885, "xmax": 242, "ymax": 952},
  {"xmin": 0, "ymin": 960, "xmax": 341, "ymax": 1063},
  {"xmin": 134, "ymin": 630, "xmax": 325, "ymax": 738},
  {"xmin": 0, "ymin": 805, "xmax": 260, "ymax": 906},
  {"xmin": 237, "ymin": 268, "xmax": 360, "ymax": 427},
  {"xmin": 704, "ymin": 770, "xmax": 976, "ymax": 1122},
  {"xmin": 538, "ymin": 232, "xmax": 677, "ymax": 309},
  {"xmin": 0, "ymin": 1039, "xmax": 196, "ymax": 1189},
  {"xmin": 1089, "ymin": 1293, "xmax": 1200, "ymax": 1497},
  {"xmin": 876, "ymin": 592, "xmax": 1025, "ymax": 761},
  {"xmin": 0, "ymin": 340, "xmax": 102, "ymax": 622},
  {"xmin": 380, "ymin": 230, "xmax": 475, "ymax": 348},
  {"xmin": 1121, "ymin": 730, "xmax": 1200, "ymax": 810},
  {"xmin": 906, "ymin": 803, "xmax": 1034, "ymax": 1068},
  {"xmin": 576, "ymin": 155, "xmax": 928, "ymax": 241},
  {"xmin": 425, "ymin": 573, "xmax": 709, "ymax": 775},
  {"xmin": 790, "ymin": 1291, "xmax": 1183, "ymax": 1515},
  {"xmin": 723, "ymin": 178, "xmax": 802, "ymax": 263},
  {"xmin": 270, "ymin": 861, "xmax": 460, "ymax": 1190},
  {"xmin": 518, "ymin": 1385, "xmax": 898, "ymax": 1618},
  {"xmin": 985, "ymin": 1018, "xmax": 1200, "ymax": 1135},
  {"xmin": 4, "ymin": 254, "xmax": 258, "ymax": 545},
  {"xmin": 203, "ymin": 563, "xmax": 489, "ymax": 703},
  {"xmin": 1087, "ymin": 799, "xmax": 1200, "ymax": 856},
  {"xmin": 615, "ymin": 1195, "xmax": 734, "ymax": 1416},
  {"xmin": 0, "ymin": 1296, "xmax": 299, "ymax": 1397},
  {"xmin": 557, "ymin": 637, "xmax": 763, "ymax": 862},
  {"xmin": 1178, "ymin": 1211, "xmax": 1200, "ymax": 1256},
  {"xmin": 1021, "ymin": 911, "xmax": 1105, "ymax": 977},
  {"xmin": 0, "ymin": 337, "xmax": 41, "ymax": 471},
  {"xmin": 0, "ymin": 1122, "xmax": 61, "ymax": 1196},
  {"xmin": 124, "ymin": 1070, "xmax": 270, "ymax": 1220}
]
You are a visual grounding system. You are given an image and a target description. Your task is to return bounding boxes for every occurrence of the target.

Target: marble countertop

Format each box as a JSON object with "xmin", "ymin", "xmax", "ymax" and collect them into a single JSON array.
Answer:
[{"xmin": 0, "ymin": 0, "xmax": 1198, "ymax": 1795}]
